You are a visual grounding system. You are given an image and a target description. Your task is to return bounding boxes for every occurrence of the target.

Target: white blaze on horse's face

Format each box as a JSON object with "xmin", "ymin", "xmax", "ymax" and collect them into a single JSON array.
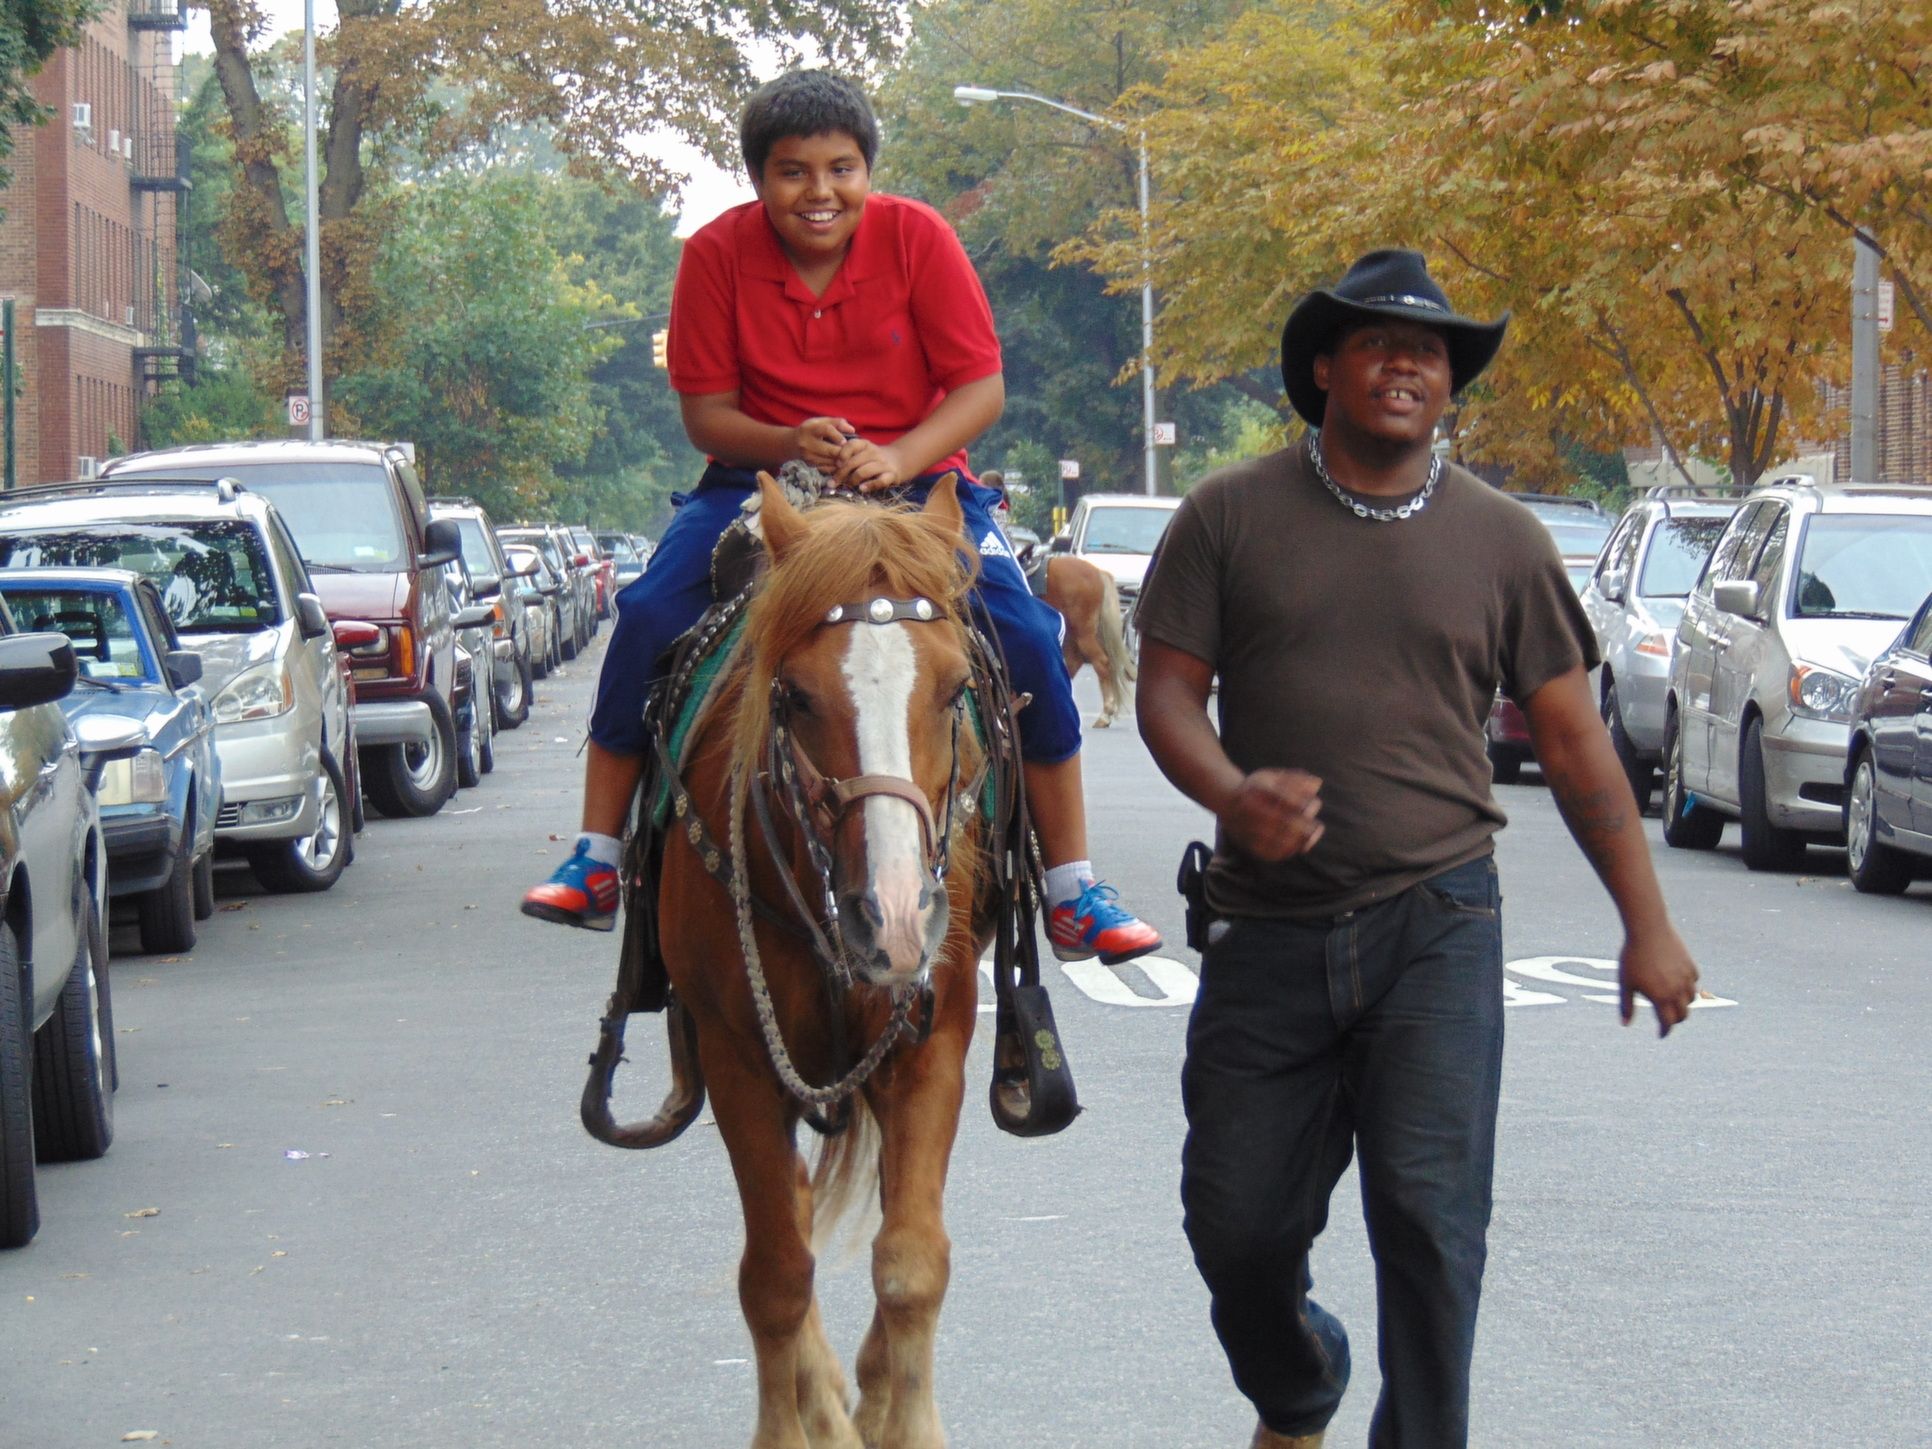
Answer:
[{"xmin": 840, "ymin": 620, "xmax": 945, "ymax": 983}]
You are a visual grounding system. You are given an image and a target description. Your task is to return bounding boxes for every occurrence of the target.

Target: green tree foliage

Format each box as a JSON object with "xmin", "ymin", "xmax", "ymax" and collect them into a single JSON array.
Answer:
[
  {"xmin": 330, "ymin": 172, "xmax": 617, "ymax": 519},
  {"xmin": 0, "ymin": 0, "xmax": 96, "ymax": 202},
  {"xmin": 140, "ymin": 360, "xmax": 283, "ymax": 448}
]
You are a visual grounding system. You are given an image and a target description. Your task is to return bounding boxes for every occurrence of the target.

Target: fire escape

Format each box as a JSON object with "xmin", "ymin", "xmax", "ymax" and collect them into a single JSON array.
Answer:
[{"xmin": 128, "ymin": 0, "xmax": 196, "ymax": 387}]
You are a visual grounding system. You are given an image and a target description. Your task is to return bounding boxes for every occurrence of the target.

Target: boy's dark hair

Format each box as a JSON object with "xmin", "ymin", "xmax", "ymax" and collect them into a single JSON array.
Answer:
[{"xmin": 739, "ymin": 70, "xmax": 879, "ymax": 179}]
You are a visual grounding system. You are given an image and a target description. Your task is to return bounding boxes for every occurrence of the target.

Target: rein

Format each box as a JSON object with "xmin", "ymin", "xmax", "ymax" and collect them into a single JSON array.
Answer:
[{"xmin": 663, "ymin": 590, "xmax": 978, "ymax": 1130}]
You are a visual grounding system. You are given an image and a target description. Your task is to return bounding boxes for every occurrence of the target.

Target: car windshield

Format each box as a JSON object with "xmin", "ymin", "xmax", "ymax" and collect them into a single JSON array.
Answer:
[
  {"xmin": 163, "ymin": 462, "xmax": 408, "ymax": 572},
  {"xmin": 0, "ymin": 586, "xmax": 151, "ymax": 681},
  {"xmin": 1792, "ymin": 514, "xmax": 1932, "ymax": 620},
  {"xmin": 1542, "ymin": 519, "xmax": 1614, "ymax": 559},
  {"xmin": 0, "ymin": 522, "xmax": 280, "ymax": 632},
  {"xmin": 1640, "ymin": 517, "xmax": 1730, "ymax": 598},
  {"xmin": 1082, "ymin": 506, "xmax": 1176, "ymax": 555},
  {"xmin": 598, "ymin": 535, "xmax": 637, "ymax": 565},
  {"xmin": 452, "ymin": 517, "xmax": 497, "ymax": 581}
]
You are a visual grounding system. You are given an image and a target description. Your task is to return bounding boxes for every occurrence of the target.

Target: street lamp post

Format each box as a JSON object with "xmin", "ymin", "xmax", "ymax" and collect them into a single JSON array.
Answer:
[
  {"xmin": 954, "ymin": 84, "xmax": 1159, "ymax": 497},
  {"xmin": 303, "ymin": 0, "xmax": 323, "ymax": 440}
]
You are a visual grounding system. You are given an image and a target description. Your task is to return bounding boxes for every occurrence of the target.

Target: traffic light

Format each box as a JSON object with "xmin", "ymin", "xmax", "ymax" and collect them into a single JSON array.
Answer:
[{"xmin": 651, "ymin": 329, "xmax": 669, "ymax": 369}]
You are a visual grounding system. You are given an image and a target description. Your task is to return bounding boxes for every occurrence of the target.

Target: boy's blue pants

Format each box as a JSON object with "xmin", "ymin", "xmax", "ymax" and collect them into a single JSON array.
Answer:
[{"xmin": 588, "ymin": 464, "xmax": 1080, "ymax": 763}]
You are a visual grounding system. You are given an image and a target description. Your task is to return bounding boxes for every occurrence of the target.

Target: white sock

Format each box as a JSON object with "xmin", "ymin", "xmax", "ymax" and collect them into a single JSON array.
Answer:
[
  {"xmin": 1044, "ymin": 860, "xmax": 1093, "ymax": 905},
  {"xmin": 577, "ymin": 831, "xmax": 623, "ymax": 869}
]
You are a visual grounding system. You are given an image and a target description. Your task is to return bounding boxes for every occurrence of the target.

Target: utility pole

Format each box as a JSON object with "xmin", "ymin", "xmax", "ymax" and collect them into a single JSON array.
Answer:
[
  {"xmin": 303, "ymin": 0, "xmax": 324, "ymax": 440},
  {"xmin": 1850, "ymin": 231, "xmax": 1879, "ymax": 482}
]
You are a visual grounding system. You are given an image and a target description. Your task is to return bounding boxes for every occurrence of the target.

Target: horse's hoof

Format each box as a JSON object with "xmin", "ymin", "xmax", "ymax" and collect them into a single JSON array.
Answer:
[{"xmin": 1091, "ymin": 716, "xmax": 1112, "ymax": 729}]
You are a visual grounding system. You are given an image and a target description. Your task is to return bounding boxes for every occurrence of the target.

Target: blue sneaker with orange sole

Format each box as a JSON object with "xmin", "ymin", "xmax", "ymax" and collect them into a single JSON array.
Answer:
[
  {"xmin": 521, "ymin": 840, "xmax": 620, "ymax": 932},
  {"xmin": 1048, "ymin": 880, "xmax": 1162, "ymax": 965}
]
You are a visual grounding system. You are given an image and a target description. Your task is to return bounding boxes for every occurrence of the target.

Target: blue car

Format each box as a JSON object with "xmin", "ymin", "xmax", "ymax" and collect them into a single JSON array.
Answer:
[{"xmin": 0, "ymin": 569, "xmax": 219, "ymax": 954}]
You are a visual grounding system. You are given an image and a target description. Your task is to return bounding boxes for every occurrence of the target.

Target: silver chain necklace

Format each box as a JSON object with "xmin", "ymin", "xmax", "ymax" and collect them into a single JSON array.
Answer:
[{"xmin": 1308, "ymin": 432, "xmax": 1442, "ymax": 522}]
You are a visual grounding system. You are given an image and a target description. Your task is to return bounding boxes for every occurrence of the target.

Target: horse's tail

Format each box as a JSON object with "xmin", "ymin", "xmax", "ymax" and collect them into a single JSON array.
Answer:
[
  {"xmin": 1095, "ymin": 571, "xmax": 1138, "ymax": 685},
  {"xmin": 810, "ymin": 1093, "xmax": 881, "ymax": 1259}
]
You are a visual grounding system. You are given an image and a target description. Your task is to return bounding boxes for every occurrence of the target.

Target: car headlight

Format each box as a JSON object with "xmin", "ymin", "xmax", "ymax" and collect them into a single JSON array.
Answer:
[
  {"xmin": 1788, "ymin": 663, "xmax": 1859, "ymax": 723},
  {"xmin": 97, "ymin": 748, "xmax": 166, "ymax": 806},
  {"xmin": 214, "ymin": 659, "xmax": 296, "ymax": 722}
]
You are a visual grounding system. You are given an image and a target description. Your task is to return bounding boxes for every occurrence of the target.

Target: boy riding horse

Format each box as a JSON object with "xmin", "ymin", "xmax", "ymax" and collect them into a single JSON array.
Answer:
[{"xmin": 523, "ymin": 70, "xmax": 1161, "ymax": 967}]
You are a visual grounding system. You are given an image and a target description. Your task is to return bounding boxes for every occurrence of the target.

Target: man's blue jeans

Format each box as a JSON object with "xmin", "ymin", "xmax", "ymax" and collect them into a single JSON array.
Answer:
[{"xmin": 1180, "ymin": 855, "xmax": 1505, "ymax": 1448}]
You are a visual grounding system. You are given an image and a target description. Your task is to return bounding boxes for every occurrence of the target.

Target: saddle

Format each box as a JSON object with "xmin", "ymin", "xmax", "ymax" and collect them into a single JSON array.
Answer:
[{"xmin": 581, "ymin": 469, "xmax": 1080, "ymax": 1149}]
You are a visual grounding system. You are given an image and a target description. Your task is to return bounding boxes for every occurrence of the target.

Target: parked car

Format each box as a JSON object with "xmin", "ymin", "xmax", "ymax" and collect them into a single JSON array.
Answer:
[
  {"xmin": 1580, "ymin": 488, "xmax": 1744, "ymax": 807},
  {"xmin": 1485, "ymin": 547, "xmax": 1598, "ymax": 785},
  {"xmin": 430, "ymin": 498, "xmax": 532, "ymax": 731},
  {"xmin": 627, "ymin": 533, "xmax": 654, "ymax": 567},
  {"xmin": 596, "ymin": 531, "xmax": 646, "ymax": 593},
  {"xmin": 1507, "ymin": 493, "xmax": 1615, "ymax": 592},
  {"xmin": 0, "ymin": 625, "xmax": 132, "ymax": 1249},
  {"xmin": 1842, "ymin": 590, "xmax": 1932, "ymax": 893},
  {"xmin": 0, "ymin": 570, "xmax": 219, "ymax": 952},
  {"xmin": 501, "ymin": 525, "xmax": 586, "ymax": 660},
  {"xmin": 565, "ymin": 525, "xmax": 610, "ymax": 627},
  {"xmin": 0, "ymin": 479, "xmax": 357, "ymax": 893},
  {"xmin": 503, "ymin": 543, "xmax": 563, "ymax": 678},
  {"xmin": 1663, "ymin": 479, "xmax": 1932, "ymax": 869},
  {"xmin": 1051, "ymin": 493, "xmax": 1182, "ymax": 655},
  {"xmin": 442, "ymin": 558, "xmax": 501, "ymax": 789},
  {"xmin": 103, "ymin": 441, "xmax": 464, "ymax": 819}
]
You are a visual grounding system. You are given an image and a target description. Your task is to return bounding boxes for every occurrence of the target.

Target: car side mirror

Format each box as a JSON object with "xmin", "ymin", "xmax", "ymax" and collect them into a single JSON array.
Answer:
[
  {"xmin": 1598, "ymin": 569, "xmax": 1627, "ymax": 604},
  {"xmin": 511, "ymin": 560, "xmax": 540, "ymax": 579},
  {"xmin": 453, "ymin": 604, "xmax": 495, "ymax": 631},
  {"xmin": 163, "ymin": 649, "xmax": 203, "ymax": 690},
  {"xmin": 1049, "ymin": 534, "xmax": 1072, "ymax": 554},
  {"xmin": 1713, "ymin": 580, "xmax": 1761, "ymax": 618},
  {"xmin": 295, "ymin": 592, "xmax": 331, "ymax": 640},
  {"xmin": 418, "ymin": 518, "xmax": 463, "ymax": 569},
  {"xmin": 73, "ymin": 710, "xmax": 147, "ymax": 788},
  {"xmin": 470, "ymin": 574, "xmax": 501, "ymax": 601},
  {"xmin": 332, "ymin": 619, "xmax": 384, "ymax": 651},
  {"xmin": 0, "ymin": 632, "xmax": 78, "ymax": 710}
]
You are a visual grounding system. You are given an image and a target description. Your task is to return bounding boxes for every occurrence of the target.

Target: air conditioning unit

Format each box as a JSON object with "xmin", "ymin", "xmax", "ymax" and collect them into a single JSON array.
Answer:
[
  {"xmin": 77, "ymin": 455, "xmax": 100, "ymax": 479},
  {"xmin": 125, "ymin": 305, "xmax": 136, "ymax": 327},
  {"xmin": 108, "ymin": 128, "xmax": 120, "ymax": 152},
  {"xmin": 71, "ymin": 102, "xmax": 91, "ymax": 132},
  {"xmin": 123, "ymin": 135, "xmax": 135, "ymax": 161}
]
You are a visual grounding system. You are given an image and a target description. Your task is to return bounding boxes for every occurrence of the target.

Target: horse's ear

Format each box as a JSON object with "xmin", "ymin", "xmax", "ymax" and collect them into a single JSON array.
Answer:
[
  {"xmin": 922, "ymin": 472, "xmax": 964, "ymax": 536},
  {"xmin": 757, "ymin": 471, "xmax": 807, "ymax": 561}
]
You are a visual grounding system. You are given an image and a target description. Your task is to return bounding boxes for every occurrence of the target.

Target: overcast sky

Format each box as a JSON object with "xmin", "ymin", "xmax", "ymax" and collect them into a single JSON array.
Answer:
[{"xmin": 180, "ymin": 0, "xmax": 754, "ymax": 234}]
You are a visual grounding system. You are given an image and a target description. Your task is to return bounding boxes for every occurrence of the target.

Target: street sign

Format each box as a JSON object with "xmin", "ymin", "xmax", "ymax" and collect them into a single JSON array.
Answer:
[
  {"xmin": 1058, "ymin": 459, "xmax": 1080, "ymax": 480},
  {"xmin": 1153, "ymin": 421, "xmax": 1177, "ymax": 446},
  {"xmin": 1878, "ymin": 280, "xmax": 1895, "ymax": 333},
  {"xmin": 287, "ymin": 393, "xmax": 311, "ymax": 427}
]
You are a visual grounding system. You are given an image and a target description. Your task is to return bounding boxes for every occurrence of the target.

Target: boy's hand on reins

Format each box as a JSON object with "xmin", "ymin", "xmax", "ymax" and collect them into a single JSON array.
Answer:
[
  {"xmin": 795, "ymin": 417, "xmax": 855, "ymax": 474},
  {"xmin": 835, "ymin": 437, "xmax": 907, "ymax": 493}
]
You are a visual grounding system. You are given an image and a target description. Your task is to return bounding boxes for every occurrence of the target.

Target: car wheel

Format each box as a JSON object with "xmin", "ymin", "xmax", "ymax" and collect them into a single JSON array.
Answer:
[
  {"xmin": 1846, "ymin": 750, "xmax": 1913, "ymax": 895},
  {"xmin": 1660, "ymin": 707, "xmax": 1724, "ymax": 850},
  {"xmin": 456, "ymin": 698, "xmax": 483, "ymax": 790},
  {"xmin": 136, "ymin": 828, "xmax": 197, "ymax": 955},
  {"xmin": 1604, "ymin": 682, "xmax": 1655, "ymax": 814},
  {"xmin": 1486, "ymin": 736, "xmax": 1523, "ymax": 785},
  {"xmin": 0, "ymin": 920, "xmax": 40, "ymax": 1247},
  {"xmin": 1739, "ymin": 716, "xmax": 1808, "ymax": 871},
  {"xmin": 497, "ymin": 648, "xmax": 532, "ymax": 729},
  {"xmin": 191, "ymin": 845, "xmax": 216, "ymax": 921},
  {"xmin": 363, "ymin": 692, "xmax": 457, "ymax": 819},
  {"xmin": 30, "ymin": 884, "xmax": 113, "ymax": 1167},
  {"xmin": 560, "ymin": 614, "xmax": 579, "ymax": 661},
  {"xmin": 248, "ymin": 751, "xmax": 351, "ymax": 892}
]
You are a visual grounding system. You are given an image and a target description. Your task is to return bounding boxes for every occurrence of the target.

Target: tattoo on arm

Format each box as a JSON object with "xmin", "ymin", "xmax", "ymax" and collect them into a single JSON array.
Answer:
[{"xmin": 1549, "ymin": 779, "xmax": 1630, "ymax": 871}]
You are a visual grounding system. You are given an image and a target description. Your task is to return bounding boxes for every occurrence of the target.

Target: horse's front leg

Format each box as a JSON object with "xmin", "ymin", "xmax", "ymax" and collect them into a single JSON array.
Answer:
[
  {"xmin": 854, "ymin": 1029, "xmax": 970, "ymax": 1449},
  {"xmin": 707, "ymin": 1051, "xmax": 828, "ymax": 1449}
]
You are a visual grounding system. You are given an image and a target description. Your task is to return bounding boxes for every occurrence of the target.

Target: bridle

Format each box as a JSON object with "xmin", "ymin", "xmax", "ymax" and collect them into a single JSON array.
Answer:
[{"xmin": 712, "ymin": 591, "xmax": 977, "ymax": 1131}]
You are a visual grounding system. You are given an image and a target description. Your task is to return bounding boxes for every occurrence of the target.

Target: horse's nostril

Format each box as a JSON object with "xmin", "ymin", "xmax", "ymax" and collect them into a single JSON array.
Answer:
[{"xmin": 856, "ymin": 892, "xmax": 886, "ymax": 929}]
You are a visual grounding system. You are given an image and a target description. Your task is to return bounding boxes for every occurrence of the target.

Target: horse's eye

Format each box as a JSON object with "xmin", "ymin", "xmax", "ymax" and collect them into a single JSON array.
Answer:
[
  {"xmin": 783, "ymin": 682, "xmax": 813, "ymax": 716},
  {"xmin": 943, "ymin": 680, "xmax": 968, "ymax": 711}
]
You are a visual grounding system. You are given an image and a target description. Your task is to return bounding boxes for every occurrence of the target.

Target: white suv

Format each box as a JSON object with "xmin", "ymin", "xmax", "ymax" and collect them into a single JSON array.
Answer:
[
  {"xmin": 1662, "ymin": 478, "xmax": 1932, "ymax": 869},
  {"xmin": 1051, "ymin": 493, "xmax": 1181, "ymax": 651}
]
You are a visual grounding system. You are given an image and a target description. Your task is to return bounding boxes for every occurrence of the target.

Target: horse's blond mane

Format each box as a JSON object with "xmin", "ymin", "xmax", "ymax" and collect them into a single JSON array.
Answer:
[{"xmin": 727, "ymin": 497, "xmax": 979, "ymax": 776}]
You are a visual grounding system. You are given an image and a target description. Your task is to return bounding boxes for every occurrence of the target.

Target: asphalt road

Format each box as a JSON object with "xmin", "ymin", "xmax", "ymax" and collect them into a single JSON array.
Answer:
[{"xmin": 3, "ymin": 631, "xmax": 1928, "ymax": 1449}]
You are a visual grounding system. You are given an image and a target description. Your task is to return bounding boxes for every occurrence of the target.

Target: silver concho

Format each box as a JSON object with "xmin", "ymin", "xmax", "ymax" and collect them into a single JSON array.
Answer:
[
  {"xmin": 868, "ymin": 597, "xmax": 895, "ymax": 623},
  {"xmin": 913, "ymin": 597, "xmax": 935, "ymax": 621},
  {"xmin": 825, "ymin": 605, "xmax": 845, "ymax": 623}
]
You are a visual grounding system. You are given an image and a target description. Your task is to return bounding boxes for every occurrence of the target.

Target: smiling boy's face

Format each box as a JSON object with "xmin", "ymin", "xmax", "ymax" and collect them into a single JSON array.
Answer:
[{"xmin": 754, "ymin": 131, "xmax": 871, "ymax": 269}]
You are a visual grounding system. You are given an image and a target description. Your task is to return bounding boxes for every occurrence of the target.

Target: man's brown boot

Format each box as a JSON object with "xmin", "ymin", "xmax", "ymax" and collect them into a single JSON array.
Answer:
[{"xmin": 1250, "ymin": 1421, "xmax": 1324, "ymax": 1449}]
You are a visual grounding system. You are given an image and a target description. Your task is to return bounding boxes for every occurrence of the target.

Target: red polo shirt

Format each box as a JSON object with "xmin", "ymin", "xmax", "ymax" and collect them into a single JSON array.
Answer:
[{"xmin": 667, "ymin": 193, "xmax": 1002, "ymax": 477}]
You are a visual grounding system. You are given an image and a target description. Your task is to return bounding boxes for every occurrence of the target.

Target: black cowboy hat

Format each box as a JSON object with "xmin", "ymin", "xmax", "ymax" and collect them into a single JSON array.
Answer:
[{"xmin": 1279, "ymin": 248, "xmax": 1509, "ymax": 428}]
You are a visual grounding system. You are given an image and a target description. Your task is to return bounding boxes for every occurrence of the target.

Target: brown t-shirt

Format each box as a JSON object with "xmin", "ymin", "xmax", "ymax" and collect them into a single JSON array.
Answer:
[{"xmin": 1136, "ymin": 443, "xmax": 1599, "ymax": 919}]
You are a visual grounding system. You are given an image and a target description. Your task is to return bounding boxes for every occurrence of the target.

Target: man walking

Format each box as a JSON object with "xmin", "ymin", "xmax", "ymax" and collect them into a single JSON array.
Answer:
[{"xmin": 1134, "ymin": 249, "xmax": 1699, "ymax": 1448}]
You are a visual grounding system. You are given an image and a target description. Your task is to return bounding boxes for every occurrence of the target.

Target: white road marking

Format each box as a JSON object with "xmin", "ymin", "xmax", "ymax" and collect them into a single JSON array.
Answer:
[{"xmin": 1508, "ymin": 956, "xmax": 1737, "ymax": 1008}]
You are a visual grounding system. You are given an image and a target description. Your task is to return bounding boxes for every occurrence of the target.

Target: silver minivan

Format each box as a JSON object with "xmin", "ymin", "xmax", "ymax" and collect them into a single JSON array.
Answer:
[
  {"xmin": 1581, "ymin": 489, "xmax": 1743, "ymax": 808},
  {"xmin": 1662, "ymin": 478, "xmax": 1932, "ymax": 869}
]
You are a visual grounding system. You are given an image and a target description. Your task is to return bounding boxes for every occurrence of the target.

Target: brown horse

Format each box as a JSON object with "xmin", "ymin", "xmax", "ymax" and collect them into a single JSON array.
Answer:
[
  {"xmin": 659, "ymin": 474, "xmax": 989, "ymax": 1448},
  {"xmin": 1039, "ymin": 556, "xmax": 1136, "ymax": 728}
]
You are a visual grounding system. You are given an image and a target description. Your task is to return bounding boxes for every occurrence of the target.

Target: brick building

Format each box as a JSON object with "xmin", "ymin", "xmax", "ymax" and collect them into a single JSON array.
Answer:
[{"xmin": 0, "ymin": 0, "xmax": 192, "ymax": 488}]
